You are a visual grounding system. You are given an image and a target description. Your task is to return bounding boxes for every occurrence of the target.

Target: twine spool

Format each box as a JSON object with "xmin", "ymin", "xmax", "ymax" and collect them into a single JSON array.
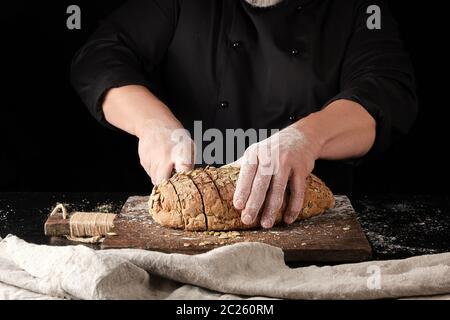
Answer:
[{"xmin": 50, "ymin": 203, "xmax": 116, "ymax": 243}]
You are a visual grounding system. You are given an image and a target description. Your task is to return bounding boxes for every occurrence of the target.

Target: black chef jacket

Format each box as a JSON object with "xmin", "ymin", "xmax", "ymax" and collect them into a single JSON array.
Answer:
[{"xmin": 71, "ymin": 0, "xmax": 418, "ymax": 194}]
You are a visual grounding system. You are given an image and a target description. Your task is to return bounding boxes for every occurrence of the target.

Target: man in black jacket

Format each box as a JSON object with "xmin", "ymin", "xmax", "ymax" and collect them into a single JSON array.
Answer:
[{"xmin": 71, "ymin": 0, "xmax": 417, "ymax": 228}]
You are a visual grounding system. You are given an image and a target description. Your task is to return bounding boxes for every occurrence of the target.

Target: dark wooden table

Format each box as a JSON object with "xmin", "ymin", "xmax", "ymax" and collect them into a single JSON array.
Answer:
[{"xmin": 1, "ymin": 193, "xmax": 449, "ymax": 260}]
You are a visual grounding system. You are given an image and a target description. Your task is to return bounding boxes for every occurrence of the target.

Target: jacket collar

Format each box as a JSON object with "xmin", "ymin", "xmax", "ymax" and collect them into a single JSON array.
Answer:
[
  {"xmin": 244, "ymin": 0, "xmax": 284, "ymax": 8},
  {"xmin": 244, "ymin": 0, "xmax": 315, "ymax": 8}
]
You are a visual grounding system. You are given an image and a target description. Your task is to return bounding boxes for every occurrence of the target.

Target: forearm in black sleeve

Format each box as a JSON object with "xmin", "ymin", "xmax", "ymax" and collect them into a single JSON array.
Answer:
[
  {"xmin": 326, "ymin": 0, "xmax": 418, "ymax": 160},
  {"xmin": 70, "ymin": 0, "xmax": 179, "ymax": 125}
]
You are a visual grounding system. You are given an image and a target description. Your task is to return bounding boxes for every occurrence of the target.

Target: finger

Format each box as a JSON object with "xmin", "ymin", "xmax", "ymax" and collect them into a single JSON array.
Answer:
[
  {"xmin": 175, "ymin": 154, "xmax": 195, "ymax": 173},
  {"xmin": 284, "ymin": 173, "xmax": 307, "ymax": 224},
  {"xmin": 174, "ymin": 149, "xmax": 194, "ymax": 173},
  {"xmin": 175, "ymin": 162, "xmax": 194, "ymax": 173},
  {"xmin": 139, "ymin": 153, "xmax": 154, "ymax": 179},
  {"xmin": 221, "ymin": 157, "xmax": 242, "ymax": 169},
  {"xmin": 173, "ymin": 142, "xmax": 195, "ymax": 172},
  {"xmin": 141, "ymin": 161, "xmax": 153, "ymax": 181},
  {"xmin": 152, "ymin": 162, "xmax": 175, "ymax": 186},
  {"xmin": 260, "ymin": 171, "xmax": 289, "ymax": 229},
  {"xmin": 233, "ymin": 151, "xmax": 258, "ymax": 210},
  {"xmin": 241, "ymin": 165, "xmax": 273, "ymax": 225}
]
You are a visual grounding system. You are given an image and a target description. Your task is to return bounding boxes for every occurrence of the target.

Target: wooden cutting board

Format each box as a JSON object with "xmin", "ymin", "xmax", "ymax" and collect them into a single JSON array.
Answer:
[{"xmin": 101, "ymin": 195, "xmax": 372, "ymax": 263}]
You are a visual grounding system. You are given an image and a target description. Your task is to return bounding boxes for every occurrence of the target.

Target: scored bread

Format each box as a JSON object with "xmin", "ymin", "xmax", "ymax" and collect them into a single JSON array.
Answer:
[{"xmin": 149, "ymin": 166, "xmax": 335, "ymax": 231}]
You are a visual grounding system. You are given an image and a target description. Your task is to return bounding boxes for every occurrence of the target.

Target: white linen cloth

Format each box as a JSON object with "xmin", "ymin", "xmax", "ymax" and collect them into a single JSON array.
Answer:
[{"xmin": 1, "ymin": 235, "xmax": 449, "ymax": 300}]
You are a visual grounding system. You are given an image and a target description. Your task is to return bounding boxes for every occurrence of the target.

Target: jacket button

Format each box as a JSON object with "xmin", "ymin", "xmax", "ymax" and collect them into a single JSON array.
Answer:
[
  {"xmin": 231, "ymin": 41, "xmax": 242, "ymax": 49},
  {"xmin": 289, "ymin": 115, "xmax": 297, "ymax": 122},
  {"xmin": 296, "ymin": 5, "xmax": 303, "ymax": 11},
  {"xmin": 219, "ymin": 101, "xmax": 229, "ymax": 109},
  {"xmin": 290, "ymin": 49, "xmax": 300, "ymax": 56}
]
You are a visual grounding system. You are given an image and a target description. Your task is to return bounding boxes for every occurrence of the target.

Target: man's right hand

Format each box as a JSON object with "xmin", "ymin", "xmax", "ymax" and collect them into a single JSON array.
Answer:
[
  {"xmin": 136, "ymin": 119, "xmax": 195, "ymax": 185},
  {"xmin": 102, "ymin": 85, "xmax": 195, "ymax": 186}
]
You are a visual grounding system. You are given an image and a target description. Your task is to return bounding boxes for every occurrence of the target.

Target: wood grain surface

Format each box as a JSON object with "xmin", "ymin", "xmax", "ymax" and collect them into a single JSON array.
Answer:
[{"xmin": 100, "ymin": 195, "xmax": 372, "ymax": 263}]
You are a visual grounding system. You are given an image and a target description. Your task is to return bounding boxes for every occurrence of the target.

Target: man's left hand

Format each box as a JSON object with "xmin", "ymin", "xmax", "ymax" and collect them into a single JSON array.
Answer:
[{"xmin": 232, "ymin": 126, "xmax": 321, "ymax": 229}]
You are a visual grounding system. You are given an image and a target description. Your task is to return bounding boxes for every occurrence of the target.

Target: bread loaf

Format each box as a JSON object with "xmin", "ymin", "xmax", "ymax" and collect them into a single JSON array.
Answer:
[{"xmin": 149, "ymin": 166, "xmax": 335, "ymax": 231}]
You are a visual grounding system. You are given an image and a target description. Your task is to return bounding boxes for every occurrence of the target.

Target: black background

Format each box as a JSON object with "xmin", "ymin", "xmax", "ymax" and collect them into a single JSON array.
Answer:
[{"xmin": 0, "ymin": 1, "xmax": 448, "ymax": 194}]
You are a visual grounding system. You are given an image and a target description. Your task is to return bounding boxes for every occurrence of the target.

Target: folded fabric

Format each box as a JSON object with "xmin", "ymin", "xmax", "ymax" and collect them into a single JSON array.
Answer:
[{"xmin": 1, "ymin": 235, "xmax": 449, "ymax": 300}]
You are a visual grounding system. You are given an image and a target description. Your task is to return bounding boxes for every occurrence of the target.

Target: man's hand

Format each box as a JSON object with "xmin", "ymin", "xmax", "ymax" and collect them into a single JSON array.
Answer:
[
  {"xmin": 102, "ymin": 85, "xmax": 196, "ymax": 186},
  {"xmin": 136, "ymin": 119, "xmax": 195, "ymax": 185},
  {"xmin": 232, "ymin": 100, "xmax": 376, "ymax": 229},
  {"xmin": 233, "ymin": 126, "xmax": 321, "ymax": 229}
]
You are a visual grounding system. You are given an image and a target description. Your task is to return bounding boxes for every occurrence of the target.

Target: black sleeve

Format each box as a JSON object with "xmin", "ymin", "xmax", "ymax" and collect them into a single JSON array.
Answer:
[
  {"xmin": 325, "ymin": 0, "xmax": 418, "ymax": 162},
  {"xmin": 70, "ymin": 0, "xmax": 180, "ymax": 126}
]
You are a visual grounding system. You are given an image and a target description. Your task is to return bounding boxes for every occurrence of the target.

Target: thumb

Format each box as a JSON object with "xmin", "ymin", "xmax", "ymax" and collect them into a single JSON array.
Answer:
[
  {"xmin": 171, "ymin": 133, "xmax": 195, "ymax": 173},
  {"xmin": 173, "ymin": 142, "xmax": 195, "ymax": 173},
  {"xmin": 175, "ymin": 161, "xmax": 194, "ymax": 173},
  {"xmin": 152, "ymin": 163, "xmax": 174, "ymax": 186}
]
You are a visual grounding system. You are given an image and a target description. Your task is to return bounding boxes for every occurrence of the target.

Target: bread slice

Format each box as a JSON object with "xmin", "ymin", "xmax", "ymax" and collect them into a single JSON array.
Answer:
[
  {"xmin": 301, "ymin": 174, "xmax": 336, "ymax": 219},
  {"xmin": 149, "ymin": 179, "xmax": 185, "ymax": 229},
  {"xmin": 150, "ymin": 172, "xmax": 207, "ymax": 231},
  {"xmin": 205, "ymin": 166, "xmax": 259, "ymax": 230},
  {"xmin": 187, "ymin": 168, "xmax": 228, "ymax": 230},
  {"xmin": 149, "ymin": 166, "xmax": 335, "ymax": 231}
]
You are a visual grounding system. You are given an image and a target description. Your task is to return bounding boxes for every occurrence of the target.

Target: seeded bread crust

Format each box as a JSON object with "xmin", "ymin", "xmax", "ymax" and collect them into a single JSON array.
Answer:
[
  {"xmin": 187, "ymin": 168, "xmax": 228, "ymax": 230},
  {"xmin": 149, "ymin": 166, "xmax": 335, "ymax": 231},
  {"xmin": 205, "ymin": 166, "xmax": 259, "ymax": 230},
  {"xmin": 150, "ymin": 172, "xmax": 206, "ymax": 231}
]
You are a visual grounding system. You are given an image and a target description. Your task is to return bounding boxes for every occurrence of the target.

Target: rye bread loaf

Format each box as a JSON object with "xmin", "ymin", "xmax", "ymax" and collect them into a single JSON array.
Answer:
[{"xmin": 149, "ymin": 166, "xmax": 335, "ymax": 231}]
